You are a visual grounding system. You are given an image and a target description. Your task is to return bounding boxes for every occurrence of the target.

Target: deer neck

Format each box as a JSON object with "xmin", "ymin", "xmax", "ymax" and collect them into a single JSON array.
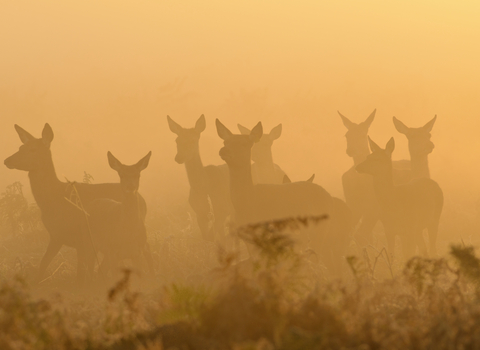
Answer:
[
  {"xmin": 371, "ymin": 167, "xmax": 395, "ymax": 205},
  {"xmin": 410, "ymin": 152, "xmax": 430, "ymax": 179},
  {"xmin": 352, "ymin": 143, "xmax": 370, "ymax": 166},
  {"xmin": 122, "ymin": 193, "xmax": 142, "ymax": 222},
  {"xmin": 352, "ymin": 153, "xmax": 369, "ymax": 166},
  {"xmin": 28, "ymin": 156, "xmax": 63, "ymax": 208},
  {"xmin": 253, "ymin": 151, "xmax": 275, "ymax": 175},
  {"xmin": 184, "ymin": 150, "xmax": 207, "ymax": 191},
  {"xmin": 227, "ymin": 159, "xmax": 254, "ymax": 206}
]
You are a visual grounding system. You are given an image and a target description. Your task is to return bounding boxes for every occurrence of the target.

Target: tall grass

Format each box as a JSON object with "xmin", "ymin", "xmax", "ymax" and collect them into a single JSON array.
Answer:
[{"xmin": 1, "ymin": 182, "xmax": 480, "ymax": 349}]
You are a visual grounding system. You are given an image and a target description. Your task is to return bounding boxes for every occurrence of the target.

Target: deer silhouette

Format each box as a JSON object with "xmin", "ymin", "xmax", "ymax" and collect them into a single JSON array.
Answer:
[
  {"xmin": 356, "ymin": 137, "xmax": 443, "ymax": 258},
  {"xmin": 216, "ymin": 119, "xmax": 351, "ymax": 276},
  {"xmin": 167, "ymin": 115, "xmax": 231, "ymax": 241},
  {"xmin": 86, "ymin": 151, "xmax": 154, "ymax": 276},
  {"xmin": 4, "ymin": 124, "xmax": 145, "ymax": 283},
  {"xmin": 393, "ymin": 115, "xmax": 437, "ymax": 179},
  {"xmin": 237, "ymin": 123, "xmax": 287, "ymax": 184},
  {"xmin": 338, "ymin": 109, "xmax": 411, "ymax": 245},
  {"xmin": 283, "ymin": 174, "xmax": 315, "ymax": 184}
]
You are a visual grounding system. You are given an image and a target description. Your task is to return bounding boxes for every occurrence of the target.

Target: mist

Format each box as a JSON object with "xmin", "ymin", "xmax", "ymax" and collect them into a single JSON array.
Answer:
[
  {"xmin": 1, "ymin": 2, "xmax": 478, "ymax": 199},
  {"xmin": 2, "ymin": 1, "xmax": 480, "ymax": 348}
]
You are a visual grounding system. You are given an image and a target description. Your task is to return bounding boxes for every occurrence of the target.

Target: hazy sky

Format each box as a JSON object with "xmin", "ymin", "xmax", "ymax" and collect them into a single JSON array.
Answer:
[{"xmin": 1, "ymin": 1, "xmax": 479, "ymax": 206}]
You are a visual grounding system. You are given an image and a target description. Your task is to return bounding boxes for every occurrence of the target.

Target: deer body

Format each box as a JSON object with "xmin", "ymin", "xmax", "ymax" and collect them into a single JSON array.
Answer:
[
  {"xmin": 4, "ymin": 124, "xmax": 144, "ymax": 282},
  {"xmin": 167, "ymin": 115, "xmax": 231, "ymax": 241},
  {"xmin": 356, "ymin": 137, "xmax": 443, "ymax": 258},
  {"xmin": 87, "ymin": 152, "xmax": 154, "ymax": 275},
  {"xmin": 338, "ymin": 110, "xmax": 411, "ymax": 244},
  {"xmin": 393, "ymin": 115, "xmax": 437, "ymax": 180},
  {"xmin": 238, "ymin": 123, "xmax": 287, "ymax": 185},
  {"xmin": 217, "ymin": 120, "xmax": 351, "ymax": 276}
]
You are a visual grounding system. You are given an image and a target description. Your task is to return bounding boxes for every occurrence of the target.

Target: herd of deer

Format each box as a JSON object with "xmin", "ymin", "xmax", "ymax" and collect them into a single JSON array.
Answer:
[{"xmin": 2, "ymin": 110, "xmax": 443, "ymax": 283}]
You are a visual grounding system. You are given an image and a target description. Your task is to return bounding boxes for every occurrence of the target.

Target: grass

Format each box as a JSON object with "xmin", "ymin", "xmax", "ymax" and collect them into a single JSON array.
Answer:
[{"xmin": 0, "ymin": 182, "xmax": 480, "ymax": 349}]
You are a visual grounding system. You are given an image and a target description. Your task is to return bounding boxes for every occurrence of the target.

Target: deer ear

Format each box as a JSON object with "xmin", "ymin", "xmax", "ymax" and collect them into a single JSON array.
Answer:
[
  {"xmin": 167, "ymin": 115, "xmax": 183, "ymax": 135},
  {"xmin": 338, "ymin": 111, "xmax": 355, "ymax": 130},
  {"xmin": 423, "ymin": 115, "xmax": 437, "ymax": 132},
  {"xmin": 385, "ymin": 137, "xmax": 395, "ymax": 156},
  {"xmin": 107, "ymin": 152, "xmax": 123, "ymax": 172},
  {"xmin": 250, "ymin": 122, "xmax": 263, "ymax": 143},
  {"xmin": 307, "ymin": 174, "xmax": 315, "ymax": 183},
  {"xmin": 195, "ymin": 114, "xmax": 206, "ymax": 133},
  {"xmin": 368, "ymin": 136, "xmax": 382, "ymax": 153},
  {"xmin": 42, "ymin": 123, "xmax": 54, "ymax": 147},
  {"xmin": 361, "ymin": 109, "xmax": 376, "ymax": 129},
  {"xmin": 135, "ymin": 151, "xmax": 152, "ymax": 171},
  {"xmin": 237, "ymin": 124, "xmax": 251, "ymax": 135},
  {"xmin": 269, "ymin": 124, "xmax": 282, "ymax": 140},
  {"xmin": 14, "ymin": 125, "xmax": 35, "ymax": 144},
  {"xmin": 393, "ymin": 117, "xmax": 410, "ymax": 135},
  {"xmin": 216, "ymin": 119, "xmax": 233, "ymax": 140},
  {"xmin": 283, "ymin": 174, "xmax": 291, "ymax": 184}
]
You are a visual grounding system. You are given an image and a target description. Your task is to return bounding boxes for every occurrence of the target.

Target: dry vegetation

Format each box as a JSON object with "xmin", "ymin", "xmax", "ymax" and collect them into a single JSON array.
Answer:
[{"xmin": 0, "ymin": 182, "xmax": 480, "ymax": 350}]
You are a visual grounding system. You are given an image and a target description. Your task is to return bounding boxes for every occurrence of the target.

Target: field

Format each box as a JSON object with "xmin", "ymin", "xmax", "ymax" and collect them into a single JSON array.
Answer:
[{"xmin": 0, "ymin": 181, "xmax": 479, "ymax": 350}]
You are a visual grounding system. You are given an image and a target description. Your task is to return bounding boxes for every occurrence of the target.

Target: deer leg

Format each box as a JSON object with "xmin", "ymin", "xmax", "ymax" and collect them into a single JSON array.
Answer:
[
  {"xmin": 355, "ymin": 213, "xmax": 378, "ymax": 247},
  {"xmin": 37, "ymin": 239, "xmax": 62, "ymax": 282},
  {"xmin": 427, "ymin": 221, "xmax": 439, "ymax": 257},
  {"xmin": 415, "ymin": 229, "xmax": 428, "ymax": 257},
  {"xmin": 142, "ymin": 243, "xmax": 155, "ymax": 276},
  {"xmin": 189, "ymin": 194, "xmax": 213, "ymax": 241},
  {"xmin": 401, "ymin": 232, "xmax": 417, "ymax": 261},
  {"xmin": 385, "ymin": 228, "xmax": 396, "ymax": 262}
]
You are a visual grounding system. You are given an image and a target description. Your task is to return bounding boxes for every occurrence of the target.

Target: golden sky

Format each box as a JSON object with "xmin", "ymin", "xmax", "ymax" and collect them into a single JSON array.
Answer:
[{"xmin": 1, "ymin": 1, "xmax": 479, "ymax": 205}]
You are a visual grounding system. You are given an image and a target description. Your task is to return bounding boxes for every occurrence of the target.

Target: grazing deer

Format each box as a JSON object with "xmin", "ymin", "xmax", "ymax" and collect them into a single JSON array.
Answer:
[
  {"xmin": 4, "ymin": 124, "xmax": 146, "ymax": 283},
  {"xmin": 237, "ymin": 123, "xmax": 287, "ymax": 184},
  {"xmin": 393, "ymin": 115, "xmax": 437, "ymax": 179},
  {"xmin": 216, "ymin": 120, "xmax": 351, "ymax": 276},
  {"xmin": 339, "ymin": 110, "xmax": 411, "ymax": 244},
  {"xmin": 356, "ymin": 137, "xmax": 443, "ymax": 258},
  {"xmin": 86, "ymin": 151, "xmax": 154, "ymax": 276},
  {"xmin": 167, "ymin": 115, "xmax": 231, "ymax": 241}
]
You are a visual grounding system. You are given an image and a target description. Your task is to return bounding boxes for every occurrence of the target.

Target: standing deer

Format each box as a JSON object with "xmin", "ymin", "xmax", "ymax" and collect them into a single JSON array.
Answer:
[
  {"xmin": 237, "ymin": 123, "xmax": 287, "ymax": 184},
  {"xmin": 356, "ymin": 137, "xmax": 443, "ymax": 258},
  {"xmin": 86, "ymin": 151, "xmax": 154, "ymax": 276},
  {"xmin": 339, "ymin": 109, "xmax": 411, "ymax": 245},
  {"xmin": 3, "ymin": 124, "xmax": 146, "ymax": 283},
  {"xmin": 393, "ymin": 115, "xmax": 437, "ymax": 179},
  {"xmin": 216, "ymin": 119, "xmax": 351, "ymax": 276},
  {"xmin": 282, "ymin": 173, "xmax": 353, "ymax": 270},
  {"xmin": 167, "ymin": 115, "xmax": 231, "ymax": 241}
]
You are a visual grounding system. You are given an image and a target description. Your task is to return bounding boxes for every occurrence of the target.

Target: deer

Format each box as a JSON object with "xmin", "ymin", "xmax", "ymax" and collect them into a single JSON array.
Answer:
[
  {"xmin": 283, "ymin": 174, "xmax": 315, "ymax": 184},
  {"xmin": 338, "ymin": 109, "xmax": 411, "ymax": 246},
  {"xmin": 282, "ymin": 173, "xmax": 353, "ymax": 269},
  {"xmin": 86, "ymin": 151, "xmax": 154, "ymax": 277},
  {"xmin": 167, "ymin": 115, "xmax": 231, "ymax": 242},
  {"xmin": 3, "ymin": 123, "xmax": 148, "ymax": 283},
  {"xmin": 237, "ymin": 123, "xmax": 287, "ymax": 184},
  {"xmin": 393, "ymin": 115, "xmax": 437, "ymax": 179},
  {"xmin": 216, "ymin": 119, "xmax": 352, "ymax": 276},
  {"xmin": 356, "ymin": 137, "xmax": 443, "ymax": 259}
]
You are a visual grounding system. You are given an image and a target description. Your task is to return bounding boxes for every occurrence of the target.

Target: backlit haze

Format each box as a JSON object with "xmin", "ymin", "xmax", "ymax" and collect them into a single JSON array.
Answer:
[{"xmin": 1, "ymin": 1, "xmax": 479, "ymax": 239}]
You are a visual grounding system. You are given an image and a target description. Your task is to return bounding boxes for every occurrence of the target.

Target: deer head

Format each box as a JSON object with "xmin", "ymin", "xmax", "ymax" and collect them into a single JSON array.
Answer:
[
  {"xmin": 4, "ymin": 124, "xmax": 54, "ymax": 172},
  {"xmin": 237, "ymin": 123, "xmax": 282, "ymax": 163},
  {"xmin": 356, "ymin": 137, "xmax": 395, "ymax": 177},
  {"xmin": 393, "ymin": 115, "xmax": 436, "ymax": 156},
  {"xmin": 107, "ymin": 151, "xmax": 152, "ymax": 196},
  {"xmin": 338, "ymin": 109, "xmax": 376, "ymax": 159},
  {"xmin": 167, "ymin": 115, "xmax": 206, "ymax": 164},
  {"xmin": 216, "ymin": 119, "xmax": 263, "ymax": 168}
]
